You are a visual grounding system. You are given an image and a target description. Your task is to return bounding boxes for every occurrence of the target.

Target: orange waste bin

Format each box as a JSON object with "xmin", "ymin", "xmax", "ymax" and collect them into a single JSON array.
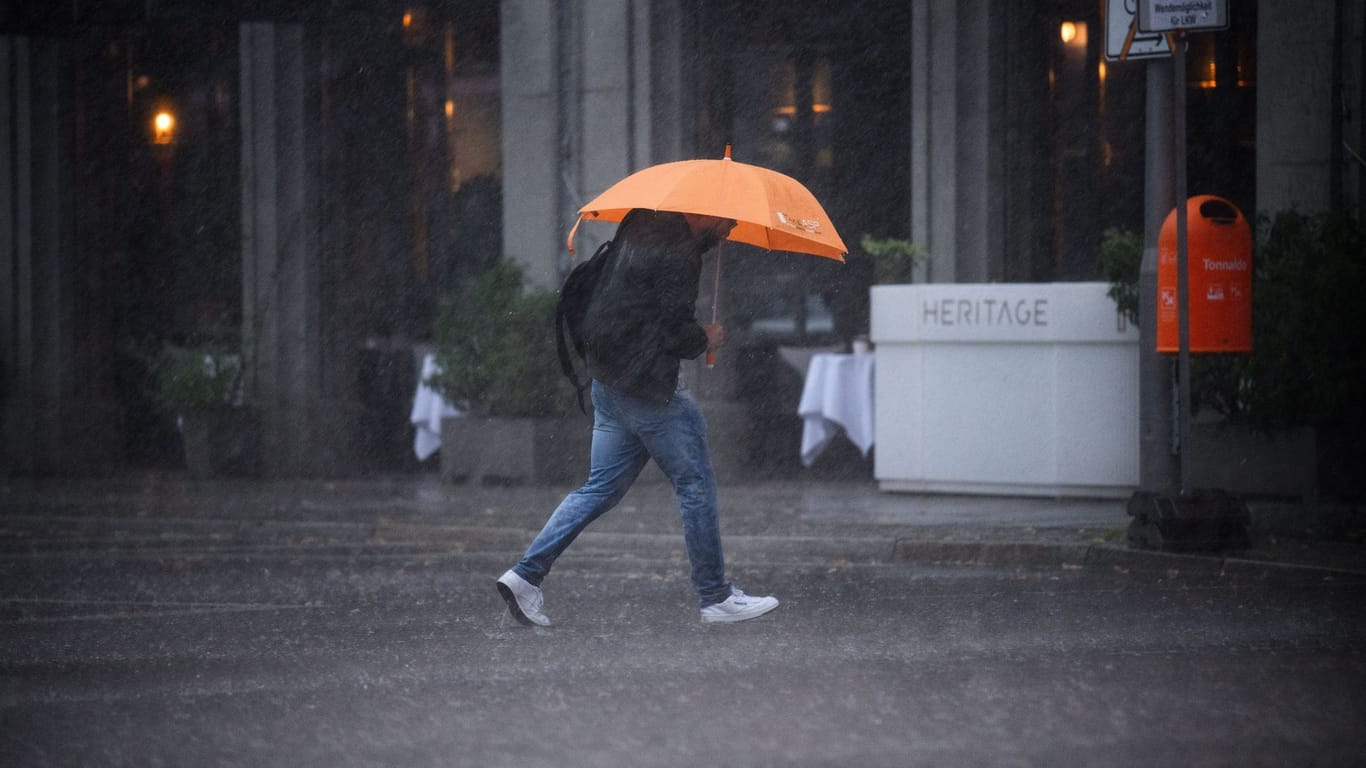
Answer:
[{"xmin": 1157, "ymin": 195, "xmax": 1252, "ymax": 353}]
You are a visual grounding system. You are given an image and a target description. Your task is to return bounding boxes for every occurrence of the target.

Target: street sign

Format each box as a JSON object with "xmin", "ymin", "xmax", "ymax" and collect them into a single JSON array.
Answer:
[
  {"xmin": 1137, "ymin": 0, "xmax": 1229, "ymax": 34},
  {"xmin": 1105, "ymin": 0, "xmax": 1173, "ymax": 61}
]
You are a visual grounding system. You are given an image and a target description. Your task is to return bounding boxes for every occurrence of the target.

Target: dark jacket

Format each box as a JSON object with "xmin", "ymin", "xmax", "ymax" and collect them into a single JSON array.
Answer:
[{"xmin": 583, "ymin": 210, "xmax": 721, "ymax": 404}]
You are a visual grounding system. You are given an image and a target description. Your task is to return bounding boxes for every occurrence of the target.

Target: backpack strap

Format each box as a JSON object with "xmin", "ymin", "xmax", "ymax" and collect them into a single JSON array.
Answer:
[
  {"xmin": 555, "ymin": 300, "xmax": 590, "ymax": 414},
  {"xmin": 555, "ymin": 239, "xmax": 613, "ymax": 415}
]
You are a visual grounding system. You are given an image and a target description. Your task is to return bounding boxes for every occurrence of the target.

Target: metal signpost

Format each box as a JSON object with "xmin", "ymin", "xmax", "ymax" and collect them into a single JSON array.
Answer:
[
  {"xmin": 1117, "ymin": 0, "xmax": 1248, "ymax": 550},
  {"xmin": 1165, "ymin": 33, "xmax": 1195, "ymax": 494},
  {"xmin": 1137, "ymin": 0, "xmax": 1228, "ymax": 494}
]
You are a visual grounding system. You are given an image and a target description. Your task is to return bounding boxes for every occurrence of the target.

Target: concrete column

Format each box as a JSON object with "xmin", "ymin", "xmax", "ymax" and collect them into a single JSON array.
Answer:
[
  {"xmin": 1256, "ymin": 0, "xmax": 1340, "ymax": 212},
  {"xmin": 581, "ymin": 0, "xmax": 642, "ymax": 186},
  {"xmin": 910, "ymin": 1, "xmax": 1008, "ymax": 285},
  {"xmin": 501, "ymin": 0, "xmax": 659, "ymax": 289},
  {"xmin": 1, "ymin": 36, "xmax": 118, "ymax": 475},
  {"xmin": 908, "ymin": 0, "xmax": 932, "ymax": 283},
  {"xmin": 647, "ymin": 0, "xmax": 687, "ymax": 164},
  {"xmin": 240, "ymin": 23, "xmax": 357, "ymax": 477},
  {"xmin": 923, "ymin": 0, "xmax": 958, "ymax": 282},
  {"xmin": 956, "ymin": 0, "xmax": 988, "ymax": 284},
  {"xmin": 500, "ymin": 0, "xmax": 562, "ymax": 289},
  {"xmin": 953, "ymin": 0, "xmax": 993, "ymax": 284}
]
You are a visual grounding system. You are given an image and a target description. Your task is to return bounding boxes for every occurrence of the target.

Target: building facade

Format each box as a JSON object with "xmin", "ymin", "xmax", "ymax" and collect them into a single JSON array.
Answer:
[{"xmin": 3, "ymin": 1, "xmax": 1361, "ymax": 477}]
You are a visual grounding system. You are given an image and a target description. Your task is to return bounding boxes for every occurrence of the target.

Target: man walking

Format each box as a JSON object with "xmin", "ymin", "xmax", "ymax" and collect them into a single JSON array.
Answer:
[{"xmin": 496, "ymin": 209, "xmax": 779, "ymax": 626}]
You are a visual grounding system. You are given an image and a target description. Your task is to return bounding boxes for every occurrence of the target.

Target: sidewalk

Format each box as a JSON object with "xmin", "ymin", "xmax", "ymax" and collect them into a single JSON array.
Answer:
[{"xmin": 2, "ymin": 472, "xmax": 1363, "ymax": 578}]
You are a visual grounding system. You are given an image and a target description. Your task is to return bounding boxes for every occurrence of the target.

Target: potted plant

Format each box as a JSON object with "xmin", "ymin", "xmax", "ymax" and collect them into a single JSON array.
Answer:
[
  {"xmin": 428, "ymin": 259, "xmax": 587, "ymax": 484},
  {"xmin": 851, "ymin": 234, "xmax": 929, "ymax": 350},
  {"xmin": 861, "ymin": 234, "xmax": 927, "ymax": 285},
  {"xmin": 146, "ymin": 339, "xmax": 258, "ymax": 479}
]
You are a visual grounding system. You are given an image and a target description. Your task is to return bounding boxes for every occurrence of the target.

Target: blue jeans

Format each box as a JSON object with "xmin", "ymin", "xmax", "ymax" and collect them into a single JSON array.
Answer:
[{"xmin": 511, "ymin": 380, "xmax": 732, "ymax": 607}]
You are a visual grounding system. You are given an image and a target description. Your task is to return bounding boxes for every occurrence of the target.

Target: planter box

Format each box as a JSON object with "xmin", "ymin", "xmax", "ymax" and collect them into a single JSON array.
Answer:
[
  {"xmin": 179, "ymin": 408, "xmax": 260, "ymax": 479},
  {"xmin": 1189, "ymin": 422, "xmax": 1316, "ymax": 501},
  {"xmin": 440, "ymin": 416, "xmax": 592, "ymax": 485},
  {"xmin": 871, "ymin": 282, "xmax": 1139, "ymax": 498}
]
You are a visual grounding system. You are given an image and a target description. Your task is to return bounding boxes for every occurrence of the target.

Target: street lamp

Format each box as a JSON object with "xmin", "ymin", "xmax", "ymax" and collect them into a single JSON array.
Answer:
[
  {"xmin": 152, "ymin": 109, "xmax": 176, "ymax": 144},
  {"xmin": 1060, "ymin": 21, "xmax": 1087, "ymax": 47}
]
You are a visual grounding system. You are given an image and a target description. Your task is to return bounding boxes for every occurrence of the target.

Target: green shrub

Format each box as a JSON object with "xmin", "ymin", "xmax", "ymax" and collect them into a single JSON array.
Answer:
[
  {"xmin": 1240, "ymin": 208, "xmax": 1365, "ymax": 432},
  {"xmin": 428, "ymin": 260, "xmax": 573, "ymax": 418},
  {"xmin": 146, "ymin": 343, "xmax": 244, "ymax": 413},
  {"xmin": 1099, "ymin": 207, "xmax": 1365, "ymax": 433},
  {"xmin": 1099, "ymin": 227, "xmax": 1142, "ymax": 326},
  {"xmin": 860, "ymin": 235, "xmax": 926, "ymax": 284}
]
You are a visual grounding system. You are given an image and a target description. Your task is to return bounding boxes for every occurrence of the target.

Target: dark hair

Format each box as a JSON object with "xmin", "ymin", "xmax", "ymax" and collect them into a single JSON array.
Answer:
[
  {"xmin": 616, "ymin": 208, "xmax": 720, "ymax": 256},
  {"xmin": 616, "ymin": 209, "xmax": 688, "ymax": 245}
]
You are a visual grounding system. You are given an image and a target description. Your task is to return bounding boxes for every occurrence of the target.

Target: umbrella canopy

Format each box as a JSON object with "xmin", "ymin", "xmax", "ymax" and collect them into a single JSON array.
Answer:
[{"xmin": 569, "ymin": 146, "xmax": 847, "ymax": 260}]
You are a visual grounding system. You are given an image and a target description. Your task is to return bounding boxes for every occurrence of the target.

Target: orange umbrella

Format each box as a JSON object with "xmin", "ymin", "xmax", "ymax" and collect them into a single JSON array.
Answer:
[{"xmin": 567, "ymin": 145, "xmax": 847, "ymax": 260}]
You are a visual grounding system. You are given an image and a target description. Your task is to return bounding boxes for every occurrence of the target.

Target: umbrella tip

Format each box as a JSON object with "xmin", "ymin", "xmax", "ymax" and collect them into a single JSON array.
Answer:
[{"xmin": 724, "ymin": 144, "xmax": 732, "ymax": 160}]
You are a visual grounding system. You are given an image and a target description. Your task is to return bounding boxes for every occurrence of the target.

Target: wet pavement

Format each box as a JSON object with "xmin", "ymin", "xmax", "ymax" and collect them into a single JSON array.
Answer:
[{"xmin": 2, "ymin": 474, "xmax": 1364, "ymax": 766}]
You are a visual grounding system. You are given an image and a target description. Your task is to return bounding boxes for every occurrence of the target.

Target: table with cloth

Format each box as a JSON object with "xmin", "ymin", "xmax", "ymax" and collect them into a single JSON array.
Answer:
[
  {"xmin": 409, "ymin": 353, "xmax": 461, "ymax": 461},
  {"xmin": 796, "ymin": 352, "xmax": 875, "ymax": 467}
]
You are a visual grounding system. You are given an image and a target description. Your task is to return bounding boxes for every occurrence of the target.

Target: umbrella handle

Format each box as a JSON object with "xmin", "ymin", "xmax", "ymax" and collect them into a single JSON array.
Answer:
[
  {"xmin": 706, "ymin": 246, "xmax": 722, "ymax": 368},
  {"xmin": 566, "ymin": 216, "xmax": 583, "ymax": 254}
]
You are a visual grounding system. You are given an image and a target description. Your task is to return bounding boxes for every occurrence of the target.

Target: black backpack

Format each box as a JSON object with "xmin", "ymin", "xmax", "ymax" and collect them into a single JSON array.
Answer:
[{"xmin": 555, "ymin": 239, "xmax": 614, "ymax": 414}]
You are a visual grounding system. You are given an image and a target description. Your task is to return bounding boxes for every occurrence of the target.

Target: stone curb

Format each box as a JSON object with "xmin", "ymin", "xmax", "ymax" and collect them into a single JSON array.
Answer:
[
  {"xmin": 892, "ymin": 539, "xmax": 1366, "ymax": 580},
  {"xmin": 377, "ymin": 523, "xmax": 899, "ymax": 564},
  {"xmin": 378, "ymin": 522, "xmax": 1366, "ymax": 580},
  {"xmin": 1086, "ymin": 544, "xmax": 1366, "ymax": 579},
  {"xmin": 891, "ymin": 540, "xmax": 1089, "ymax": 569}
]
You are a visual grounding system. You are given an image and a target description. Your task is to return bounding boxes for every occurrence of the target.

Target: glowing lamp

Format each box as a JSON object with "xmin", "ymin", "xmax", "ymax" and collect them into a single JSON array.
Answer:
[
  {"xmin": 152, "ymin": 110, "xmax": 176, "ymax": 144},
  {"xmin": 1060, "ymin": 21, "xmax": 1087, "ymax": 47}
]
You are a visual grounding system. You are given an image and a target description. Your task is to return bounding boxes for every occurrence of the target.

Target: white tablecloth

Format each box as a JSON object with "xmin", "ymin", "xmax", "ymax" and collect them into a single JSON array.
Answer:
[
  {"xmin": 777, "ymin": 344, "xmax": 844, "ymax": 380},
  {"xmin": 410, "ymin": 354, "xmax": 461, "ymax": 460},
  {"xmin": 797, "ymin": 352, "xmax": 875, "ymax": 466}
]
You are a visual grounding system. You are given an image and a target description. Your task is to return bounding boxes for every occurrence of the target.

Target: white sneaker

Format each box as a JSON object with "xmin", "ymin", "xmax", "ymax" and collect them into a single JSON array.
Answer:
[
  {"xmin": 700, "ymin": 588, "xmax": 779, "ymax": 624},
  {"xmin": 496, "ymin": 570, "xmax": 550, "ymax": 627}
]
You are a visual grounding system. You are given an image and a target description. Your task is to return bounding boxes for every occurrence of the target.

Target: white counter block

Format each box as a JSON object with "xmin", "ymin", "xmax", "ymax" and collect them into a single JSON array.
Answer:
[{"xmin": 871, "ymin": 283, "xmax": 1139, "ymax": 497}]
